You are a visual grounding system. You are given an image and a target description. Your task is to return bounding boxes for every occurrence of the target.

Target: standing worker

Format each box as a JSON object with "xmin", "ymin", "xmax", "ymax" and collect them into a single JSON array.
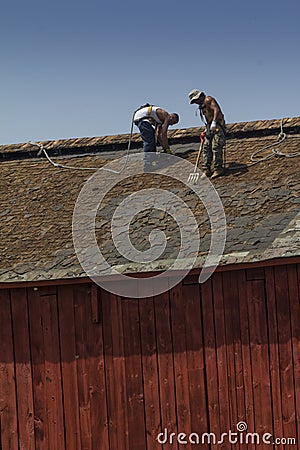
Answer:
[
  {"xmin": 189, "ymin": 90, "xmax": 226, "ymax": 178},
  {"xmin": 133, "ymin": 104, "xmax": 179, "ymax": 171}
]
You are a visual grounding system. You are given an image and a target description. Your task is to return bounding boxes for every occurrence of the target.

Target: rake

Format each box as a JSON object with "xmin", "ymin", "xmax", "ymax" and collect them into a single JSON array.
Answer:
[{"xmin": 188, "ymin": 133, "xmax": 205, "ymax": 184}]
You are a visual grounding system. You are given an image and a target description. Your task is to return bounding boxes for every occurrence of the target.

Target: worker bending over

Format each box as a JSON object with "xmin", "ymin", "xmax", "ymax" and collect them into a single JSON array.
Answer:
[
  {"xmin": 189, "ymin": 90, "xmax": 226, "ymax": 179},
  {"xmin": 134, "ymin": 104, "xmax": 179, "ymax": 171}
]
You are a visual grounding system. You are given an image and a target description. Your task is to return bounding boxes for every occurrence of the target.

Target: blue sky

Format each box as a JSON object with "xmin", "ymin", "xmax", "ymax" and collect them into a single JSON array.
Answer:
[{"xmin": 1, "ymin": 0, "xmax": 300, "ymax": 145}]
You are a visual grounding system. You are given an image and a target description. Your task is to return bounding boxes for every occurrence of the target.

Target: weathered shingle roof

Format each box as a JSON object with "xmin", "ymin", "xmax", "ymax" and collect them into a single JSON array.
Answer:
[{"xmin": 1, "ymin": 116, "xmax": 299, "ymax": 283}]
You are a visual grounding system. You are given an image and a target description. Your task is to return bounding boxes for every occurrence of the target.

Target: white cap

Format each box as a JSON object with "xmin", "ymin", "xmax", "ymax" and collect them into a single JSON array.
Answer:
[{"xmin": 188, "ymin": 89, "xmax": 204, "ymax": 104}]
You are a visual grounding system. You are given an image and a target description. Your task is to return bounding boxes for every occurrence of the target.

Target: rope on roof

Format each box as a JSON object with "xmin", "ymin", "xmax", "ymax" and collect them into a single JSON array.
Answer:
[
  {"xmin": 226, "ymin": 118, "xmax": 300, "ymax": 171},
  {"xmin": 250, "ymin": 119, "xmax": 300, "ymax": 162},
  {"xmin": 29, "ymin": 111, "xmax": 136, "ymax": 174}
]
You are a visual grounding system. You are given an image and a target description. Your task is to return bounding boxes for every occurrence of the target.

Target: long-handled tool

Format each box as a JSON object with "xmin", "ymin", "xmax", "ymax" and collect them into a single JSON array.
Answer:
[{"xmin": 188, "ymin": 132, "xmax": 205, "ymax": 184}]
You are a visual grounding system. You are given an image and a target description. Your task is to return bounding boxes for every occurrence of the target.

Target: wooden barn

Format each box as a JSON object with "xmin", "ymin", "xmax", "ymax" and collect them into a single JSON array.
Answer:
[{"xmin": 0, "ymin": 117, "xmax": 299, "ymax": 449}]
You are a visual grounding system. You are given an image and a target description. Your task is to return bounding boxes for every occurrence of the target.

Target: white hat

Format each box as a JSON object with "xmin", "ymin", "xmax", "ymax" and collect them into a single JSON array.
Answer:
[{"xmin": 189, "ymin": 89, "xmax": 204, "ymax": 104}]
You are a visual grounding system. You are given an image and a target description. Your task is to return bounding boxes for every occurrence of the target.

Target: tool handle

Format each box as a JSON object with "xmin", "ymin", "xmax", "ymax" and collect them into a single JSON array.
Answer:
[{"xmin": 193, "ymin": 141, "xmax": 204, "ymax": 172}]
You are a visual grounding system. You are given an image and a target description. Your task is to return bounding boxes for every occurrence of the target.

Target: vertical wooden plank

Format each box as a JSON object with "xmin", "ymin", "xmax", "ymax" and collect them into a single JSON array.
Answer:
[
  {"xmin": 213, "ymin": 272, "xmax": 232, "ymax": 450},
  {"xmin": 91, "ymin": 284, "xmax": 100, "ymax": 324},
  {"xmin": 170, "ymin": 283, "xmax": 192, "ymax": 444},
  {"xmin": 74, "ymin": 285, "xmax": 92, "ymax": 450},
  {"xmin": 122, "ymin": 297, "xmax": 146, "ymax": 449},
  {"xmin": 28, "ymin": 287, "xmax": 48, "ymax": 449},
  {"xmin": 28, "ymin": 287, "xmax": 66, "ymax": 450},
  {"xmin": 111, "ymin": 293, "xmax": 130, "ymax": 450},
  {"xmin": 297, "ymin": 264, "xmax": 300, "ymax": 297},
  {"xmin": 224, "ymin": 271, "xmax": 246, "ymax": 428},
  {"xmin": 139, "ymin": 296, "xmax": 162, "ymax": 449},
  {"xmin": 60, "ymin": 284, "xmax": 109, "ymax": 450},
  {"xmin": 201, "ymin": 278, "xmax": 221, "ymax": 449},
  {"xmin": 274, "ymin": 265, "xmax": 297, "ymax": 442},
  {"xmin": 0, "ymin": 289, "xmax": 18, "ymax": 450},
  {"xmin": 102, "ymin": 289, "xmax": 129, "ymax": 450},
  {"xmin": 154, "ymin": 291, "xmax": 178, "ymax": 450},
  {"xmin": 10, "ymin": 288, "xmax": 35, "ymax": 450},
  {"xmin": 83, "ymin": 285, "xmax": 109, "ymax": 450},
  {"xmin": 41, "ymin": 290, "xmax": 66, "ymax": 450},
  {"xmin": 102, "ymin": 289, "xmax": 117, "ymax": 450},
  {"xmin": 287, "ymin": 264, "xmax": 300, "ymax": 445},
  {"xmin": 247, "ymin": 278, "xmax": 273, "ymax": 442},
  {"xmin": 183, "ymin": 282, "xmax": 209, "ymax": 450},
  {"xmin": 265, "ymin": 266, "xmax": 284, "ymax": 442},
  {"xmin": 57, "ymin": 285, "xmax": 81, "ymax": 449},
  {"xmin": 237, "ymin": 270, "xmax": 255, "ymax": 450}
]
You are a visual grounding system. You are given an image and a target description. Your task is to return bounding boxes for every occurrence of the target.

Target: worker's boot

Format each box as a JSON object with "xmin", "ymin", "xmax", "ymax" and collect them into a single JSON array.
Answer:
[
  {"xmin": 203, "ymin": 167, "xmax": 212, "ymax": 177},
  {"xmin": 211, "ymin": 168, "xmax": 224, "ymax": 179}
]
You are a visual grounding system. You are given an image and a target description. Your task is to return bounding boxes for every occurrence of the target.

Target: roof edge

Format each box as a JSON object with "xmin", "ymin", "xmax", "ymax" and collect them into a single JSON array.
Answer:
[{"xmin": 1, "ymin": 116, "xmax": 300, "ymax": 162}]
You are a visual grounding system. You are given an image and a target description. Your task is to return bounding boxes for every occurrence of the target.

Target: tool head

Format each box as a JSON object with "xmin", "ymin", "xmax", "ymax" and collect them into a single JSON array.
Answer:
[{"xmin": 188, "ymin": 173, "xmax": 200, "ymax": 184}]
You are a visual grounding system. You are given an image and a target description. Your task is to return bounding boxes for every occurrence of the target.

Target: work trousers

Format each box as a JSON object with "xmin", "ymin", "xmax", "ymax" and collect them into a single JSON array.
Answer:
[
  {"xmin": 202, "ymin": 124, "xmax": 226, "ymax": 170},
  {"xmin": 136, "ymin": 120, "xmax": 156, "ymax": 170}
]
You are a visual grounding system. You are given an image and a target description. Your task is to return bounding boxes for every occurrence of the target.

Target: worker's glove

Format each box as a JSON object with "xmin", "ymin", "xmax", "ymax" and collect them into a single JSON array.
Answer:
[
  {"xmin": 210, "ymin": 120, "xmax": 217, "ymax": 132},
  {"xmin": 200, "ymin": 131, "xmax": 206, "ymax": 143}
]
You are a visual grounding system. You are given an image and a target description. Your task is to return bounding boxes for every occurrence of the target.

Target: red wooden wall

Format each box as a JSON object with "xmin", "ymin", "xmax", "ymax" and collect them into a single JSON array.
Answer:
[{"xmin": 0, "ymin": 263, "xmax": 299, "ymax": 449}]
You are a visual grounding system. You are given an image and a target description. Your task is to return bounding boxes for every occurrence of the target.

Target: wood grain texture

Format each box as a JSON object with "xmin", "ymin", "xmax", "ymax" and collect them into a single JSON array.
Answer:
[{"xmin": 0, "ymin": 263, "xmax": 299, "ymax": 449}]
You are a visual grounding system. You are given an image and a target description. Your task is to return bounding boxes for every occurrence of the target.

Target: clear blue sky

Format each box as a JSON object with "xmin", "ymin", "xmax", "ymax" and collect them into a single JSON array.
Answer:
[{"xmin": 1, "ymin": 0, "xmax": 300, "ymax": 145}]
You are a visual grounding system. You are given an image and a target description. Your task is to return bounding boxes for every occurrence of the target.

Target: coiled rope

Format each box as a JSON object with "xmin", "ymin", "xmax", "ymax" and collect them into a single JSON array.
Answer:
[
  {"xmin": 250, "ymin": 118, "xmax": 296, "ymax": 162},
  {"xmin": 226, "ymin": 118, "xmax": 300, "ymax": 170}
]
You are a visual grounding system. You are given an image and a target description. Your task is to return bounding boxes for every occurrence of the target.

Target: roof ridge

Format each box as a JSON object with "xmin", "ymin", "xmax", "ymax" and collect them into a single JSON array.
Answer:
[{"xmin": 1, "ymin": 116, "xmax": 300, "ymax": 162}]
